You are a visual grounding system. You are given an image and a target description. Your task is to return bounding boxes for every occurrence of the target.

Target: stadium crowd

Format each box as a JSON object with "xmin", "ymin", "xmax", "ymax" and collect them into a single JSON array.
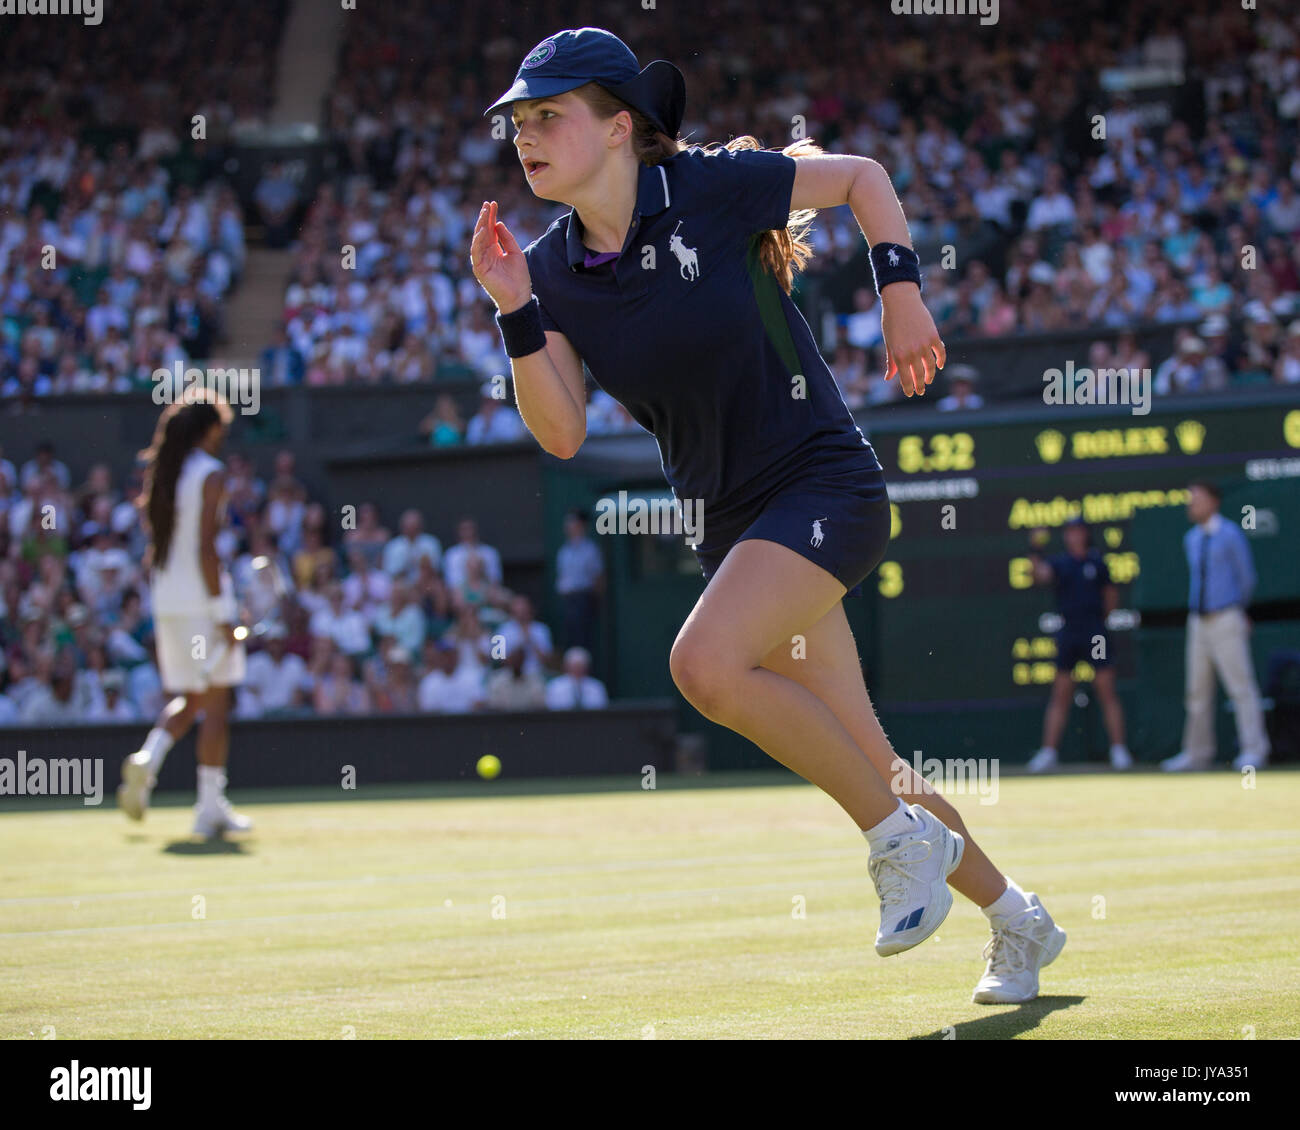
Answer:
[
  {"xmin": 0, "ymin": 0, "xmax": 287, "ymax": 401},
  {"xmin": 3, "ymin": 0, "xmax": 1297, "ymax": 419},
  {"xmin": 286, "ymin": 0, "xmax": 1300, "ymax": 416},
  {"xmin": 0, "ymin": 442, "xmax": 608, "ymax": 725}
]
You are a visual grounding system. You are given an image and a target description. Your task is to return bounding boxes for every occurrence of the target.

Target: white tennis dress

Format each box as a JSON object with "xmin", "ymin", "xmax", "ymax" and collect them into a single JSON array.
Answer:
[{"xmin": 150, "ymin": 448, "xmax": 246, "ymax": 691}]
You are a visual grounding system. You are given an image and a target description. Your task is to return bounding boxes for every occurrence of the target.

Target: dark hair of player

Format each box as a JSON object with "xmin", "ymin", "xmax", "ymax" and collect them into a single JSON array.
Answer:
[{"xmin": 138, "ymin": 390, "xmax": 234, "ymax": 571}]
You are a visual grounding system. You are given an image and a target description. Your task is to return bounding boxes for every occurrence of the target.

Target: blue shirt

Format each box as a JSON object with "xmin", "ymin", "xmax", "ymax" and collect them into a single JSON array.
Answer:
[
  {"xmin": 556, "ymin": 537, "xmax": 603, "ymax": 594},
  {"xmin": 1185, "ymin": 514, "xmax": 1255, "ymax": 614},
  {"xmin": 522, "ymin": 146, "xmax": 880, "ymax": 525},
  {"xmin": 1049, "ymin": 550, "xmax": 1111, "ymax": 629}
]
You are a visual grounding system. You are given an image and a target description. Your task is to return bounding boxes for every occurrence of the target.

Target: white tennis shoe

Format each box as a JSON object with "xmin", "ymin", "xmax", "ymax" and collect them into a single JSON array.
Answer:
[
  {"xmin": 869, "ymin": 803, "xmax": 964, "ymax": 956},
  {"xmin": 1027, "ymin": 748, "xmax": 1059, "ymax": 773},
  {"xmin": 116, "ymin": 751, "xmax": 154, "ymax": 822},
  {"xmin": 193, "ymin": 796, "xmax": 254, "ymax": 838},
  {"xmin": 972, "ymin": 892, "xmax": 1067, "ymax": 1004},
  {"xmin": 1160, "ymin": 750, "xmax": 1213, "ymax": 772}
]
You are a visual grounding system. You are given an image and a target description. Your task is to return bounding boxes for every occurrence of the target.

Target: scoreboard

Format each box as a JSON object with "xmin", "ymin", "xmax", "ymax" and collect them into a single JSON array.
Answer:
[{"xmin": 861, "ymin": 397, "xmax": 1300, "ymax": 707}]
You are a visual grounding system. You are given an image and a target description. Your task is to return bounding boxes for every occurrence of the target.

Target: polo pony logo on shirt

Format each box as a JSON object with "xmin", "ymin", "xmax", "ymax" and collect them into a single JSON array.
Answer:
[
  {"xmin": 811, "ymin": 517, "xmax": 829, "ymax": 548},
  {"xmin": 668, "ymin": 221, "xmax": 699, "ymax": 281}
]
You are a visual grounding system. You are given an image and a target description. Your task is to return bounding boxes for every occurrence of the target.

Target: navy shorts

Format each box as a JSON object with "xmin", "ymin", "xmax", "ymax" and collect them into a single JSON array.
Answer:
[
  {"xmin": 1056, "ymin": 626, "xmax": 1112, "ymax": 670},
  {"xmin": 692, "ymin": 458, "xmax": 892, "ymax": 597}
]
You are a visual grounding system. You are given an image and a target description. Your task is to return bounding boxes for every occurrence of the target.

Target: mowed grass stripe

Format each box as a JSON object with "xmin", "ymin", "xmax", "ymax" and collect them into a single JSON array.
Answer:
[{"xmin": 1, "ymin": 772, "xmax": 1297, "ymax": 1038}]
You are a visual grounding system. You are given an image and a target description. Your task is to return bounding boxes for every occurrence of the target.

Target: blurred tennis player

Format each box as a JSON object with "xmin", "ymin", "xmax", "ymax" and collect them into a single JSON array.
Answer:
[
  {"xmin": 472, "ymin": 27, "xmax": 1065, "ymax": 1003},
  {"xmin": 117, "ymin": 391, "xmax": 252, "ymax": 838}
]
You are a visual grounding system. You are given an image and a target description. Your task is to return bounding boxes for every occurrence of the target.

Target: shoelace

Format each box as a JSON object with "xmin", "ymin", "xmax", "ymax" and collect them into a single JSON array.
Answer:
[
  {"xmin": 868, "ymin": 836, "xmax": 934, "ymax": 911},
  {"xmin": 982, "ymin": 906, "xmax": 1042, "ymax": 976}
]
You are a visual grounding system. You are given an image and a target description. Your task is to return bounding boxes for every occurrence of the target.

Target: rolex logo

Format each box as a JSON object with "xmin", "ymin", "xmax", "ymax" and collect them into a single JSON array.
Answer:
[
  {"xmin": 1175, "ymin": 419, "xmax": 1206, "ymax": 454},
  {"xmin": 1035, "ymin": 429, "xmax": 1066, "ymax": 464}
]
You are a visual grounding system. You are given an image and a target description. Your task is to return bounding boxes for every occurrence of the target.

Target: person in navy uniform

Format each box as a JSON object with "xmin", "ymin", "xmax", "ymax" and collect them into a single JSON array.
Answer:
[
  {"xmin": 1026, "ymin": 518, "xmax": 1133, "ymax": 773},
  {"xmin": 471, "ymin": 27, "xmax": 1065, "ymax": 1003}
]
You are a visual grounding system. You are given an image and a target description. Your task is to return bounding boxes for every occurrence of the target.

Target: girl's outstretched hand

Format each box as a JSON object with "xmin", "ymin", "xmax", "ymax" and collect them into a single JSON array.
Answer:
[{"xmin": 470, "ymin": 200, "xmax": 532, "ymax": 313}]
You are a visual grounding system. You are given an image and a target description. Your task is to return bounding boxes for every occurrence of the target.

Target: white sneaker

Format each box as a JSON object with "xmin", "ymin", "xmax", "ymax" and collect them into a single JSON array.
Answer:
[
  {"xmin": 972, "ymin": 893, "xmax": 1067, "ymax": 1004},
  {"xmin": 1027, "ymin": 748, "xmax": 1058, "ymax": 774},
  {"xmin": 1231, "ymin": 750, "xmax": 1269, "ymax": 770},
  {"xmin": 869, "ymin": 804, "xmax": 964, "ymax": 957},
  {"xmin": 1109, "ymin": 746, "xmax": 1134, "ymax": 771},
  {"xmin": 192, "ymin": 796, "xmax": 254, "ymax": 838},
  {"xmin": 1160, "ymin": 750, "xmax": 1213, "ymax": 772},
  {"xmin": 116, "ymin": 752, "xmax": 154, "ymax": 821}
]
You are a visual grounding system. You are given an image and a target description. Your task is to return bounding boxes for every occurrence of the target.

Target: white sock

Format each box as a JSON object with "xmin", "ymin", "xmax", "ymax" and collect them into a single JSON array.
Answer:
[
  {"xmin": 142, "ymin": 727, "xmax": 174, "ymax": 774},
  {"xmin": 1038, "ymin": 746, "xmax": 1058, "ymax": 758},
  {"xmin": 982, "ymin": 877, "xmax": 1031, "ymax": 922},
  {"xmin": 197, "ymin": 765, "xmax": 226, "ymax": 808},
  {"xmin": 1110, "ymin": 744, "xmax": 1130, "ymax": 757},
  {"xmin": 862, "ymin": 798, "xmax": 918, "ymax": 849}
]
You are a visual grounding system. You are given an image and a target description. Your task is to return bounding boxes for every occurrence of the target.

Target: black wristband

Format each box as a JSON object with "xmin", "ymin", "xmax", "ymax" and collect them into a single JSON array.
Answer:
[
  {"xmin": 495, "ymin": 296, "xmax": 547, "ymax": 358},
  {"xmin": 869, "ymin": 242, "xmax": 923, "ymax": 295}
]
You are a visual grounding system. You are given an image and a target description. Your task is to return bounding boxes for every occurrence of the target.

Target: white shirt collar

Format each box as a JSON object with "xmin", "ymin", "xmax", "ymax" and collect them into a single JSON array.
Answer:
[{"xmin": 1199, "ymin": 512, "xmax": 1222, "ymax": 535}]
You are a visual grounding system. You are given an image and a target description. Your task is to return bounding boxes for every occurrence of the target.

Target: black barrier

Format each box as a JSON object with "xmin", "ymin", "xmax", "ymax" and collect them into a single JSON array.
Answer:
[{"xmin": 0, "ymin": 701, "xmax": 679, "ymax": 794}]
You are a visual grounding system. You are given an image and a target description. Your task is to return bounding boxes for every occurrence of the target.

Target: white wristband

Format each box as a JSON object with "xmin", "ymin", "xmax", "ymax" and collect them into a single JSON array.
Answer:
[{"xmin": 209, "ymin": 592, "xmax": 237, "ymax": 624}]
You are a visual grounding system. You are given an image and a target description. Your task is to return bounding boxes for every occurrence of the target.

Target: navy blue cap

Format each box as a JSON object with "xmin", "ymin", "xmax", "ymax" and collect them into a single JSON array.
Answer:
[{"xmin": 483, "ymin": 27, "xmax": 686, "ymax": 138}]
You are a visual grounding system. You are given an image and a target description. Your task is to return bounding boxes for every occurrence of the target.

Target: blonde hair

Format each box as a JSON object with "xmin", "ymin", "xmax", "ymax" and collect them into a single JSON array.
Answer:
[{"xmin": 570, "ymin": 82, "xmax": 820, "ymax": 296}]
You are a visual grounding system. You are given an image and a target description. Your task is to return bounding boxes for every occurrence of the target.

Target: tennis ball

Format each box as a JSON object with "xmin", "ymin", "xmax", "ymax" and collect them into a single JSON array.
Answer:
[{"xmin": 476, "ymin": 755, "xmax": 501, "ymax": 780}]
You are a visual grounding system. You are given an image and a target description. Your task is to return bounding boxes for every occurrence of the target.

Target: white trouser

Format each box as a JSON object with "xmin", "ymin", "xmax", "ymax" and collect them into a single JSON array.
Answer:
[{"xmin": 1181, "ymin": 606, "xmax": 1269, "ymax": 760}]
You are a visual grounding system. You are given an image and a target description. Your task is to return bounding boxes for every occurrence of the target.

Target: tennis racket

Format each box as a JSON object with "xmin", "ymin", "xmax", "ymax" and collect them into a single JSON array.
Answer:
[{"xmin": 196, "ymin": 555, "xmax": 291, "ymax": 690}]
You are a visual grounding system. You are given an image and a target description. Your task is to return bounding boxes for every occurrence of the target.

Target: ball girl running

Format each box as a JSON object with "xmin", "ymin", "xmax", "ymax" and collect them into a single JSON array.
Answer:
[
  {"xmin": 117, "ymin": 392, "xmax": 252, "ymax": 839},
  {"xmin": 471, "ymin": 27, "xmax": 1065, "ymax": 1003}
]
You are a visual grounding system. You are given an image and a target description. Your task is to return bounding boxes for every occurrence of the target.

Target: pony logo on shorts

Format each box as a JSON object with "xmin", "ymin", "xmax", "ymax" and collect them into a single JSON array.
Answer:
[
  {"xmin": 810, "ymin": 517, "xmax": 829, "ymax": 548},
  {"xmin": 669, "ymin": 220, "xmax": 699, "ymax": 280}
]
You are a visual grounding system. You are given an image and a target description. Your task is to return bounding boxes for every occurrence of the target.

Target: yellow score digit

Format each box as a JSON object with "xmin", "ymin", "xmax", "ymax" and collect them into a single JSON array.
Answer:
[
  {"xmin": 877, "ymin": 561, "xmax": 903, "ymax": 598},
  {"xmin": 1285, "ymin": 409, "xmax": 1300, "ymax": 449},
  {"xmin": 895, "ymin": 433, "xmax": 976, "ymax": 473}
]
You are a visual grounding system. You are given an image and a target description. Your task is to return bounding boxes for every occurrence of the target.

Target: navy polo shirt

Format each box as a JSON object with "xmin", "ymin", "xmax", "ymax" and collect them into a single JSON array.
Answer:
[
  {"xmin": 1049, "ymin": 550, "xmax": 1111, "ymax": 629},
  {"xmin": 522, "ymin": 145, "xmax": 880, "ymax": 526}
]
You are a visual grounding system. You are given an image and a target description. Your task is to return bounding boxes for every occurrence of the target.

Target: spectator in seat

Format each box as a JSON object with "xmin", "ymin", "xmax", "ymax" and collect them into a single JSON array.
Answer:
[
  {"xmin": 419, "ymin": 393, "xmax": 466, "ymax": 446},
  {"xmin": 416, "ymin": 639, "xmax": 485, "ymax": 713},
  {"xmin": 484, "ymin": 646, "xmax": 546, "ymax": 712},
  {"xmin": 342, "ymin": 502, "xmax": 391, "ymax": 572},
  {"xmin": 497, "ymin": 594, "xmax": 556, "ymax": 677},
  {"xmin": 382, "ymin": 508, "xmax": 442, "ymax": 582},
  {"xmin": 465, "ymin": 382, "xmax": 526, "ymax": 445},
  {"xmin": 441, "ymin": 517, "xmax": 502, "ymax": 591},
  {"xmin": 86, "ymin": 670, "xmax": 140, "ymax": 723},
  {"xmin": 936, "ymin": 363, "xmax": 985, "ymax": 411},
  {"xmin": 260, "ymin": 325, "xmax": 305, "ymax": 387},
  {"xmin": 545, "ymin": 647, "xmax": 609, "ymax": 710},
  {"xmin": 314, "ymin": 652, "xmax": 371, "ymax": 716},
  {"xmin": 372, "ymin": 645, "xmax": 418, "ymax": 714},
  {"xmin": 242, "ymin": 623, "xmax": 311, "ymax": 717}
]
